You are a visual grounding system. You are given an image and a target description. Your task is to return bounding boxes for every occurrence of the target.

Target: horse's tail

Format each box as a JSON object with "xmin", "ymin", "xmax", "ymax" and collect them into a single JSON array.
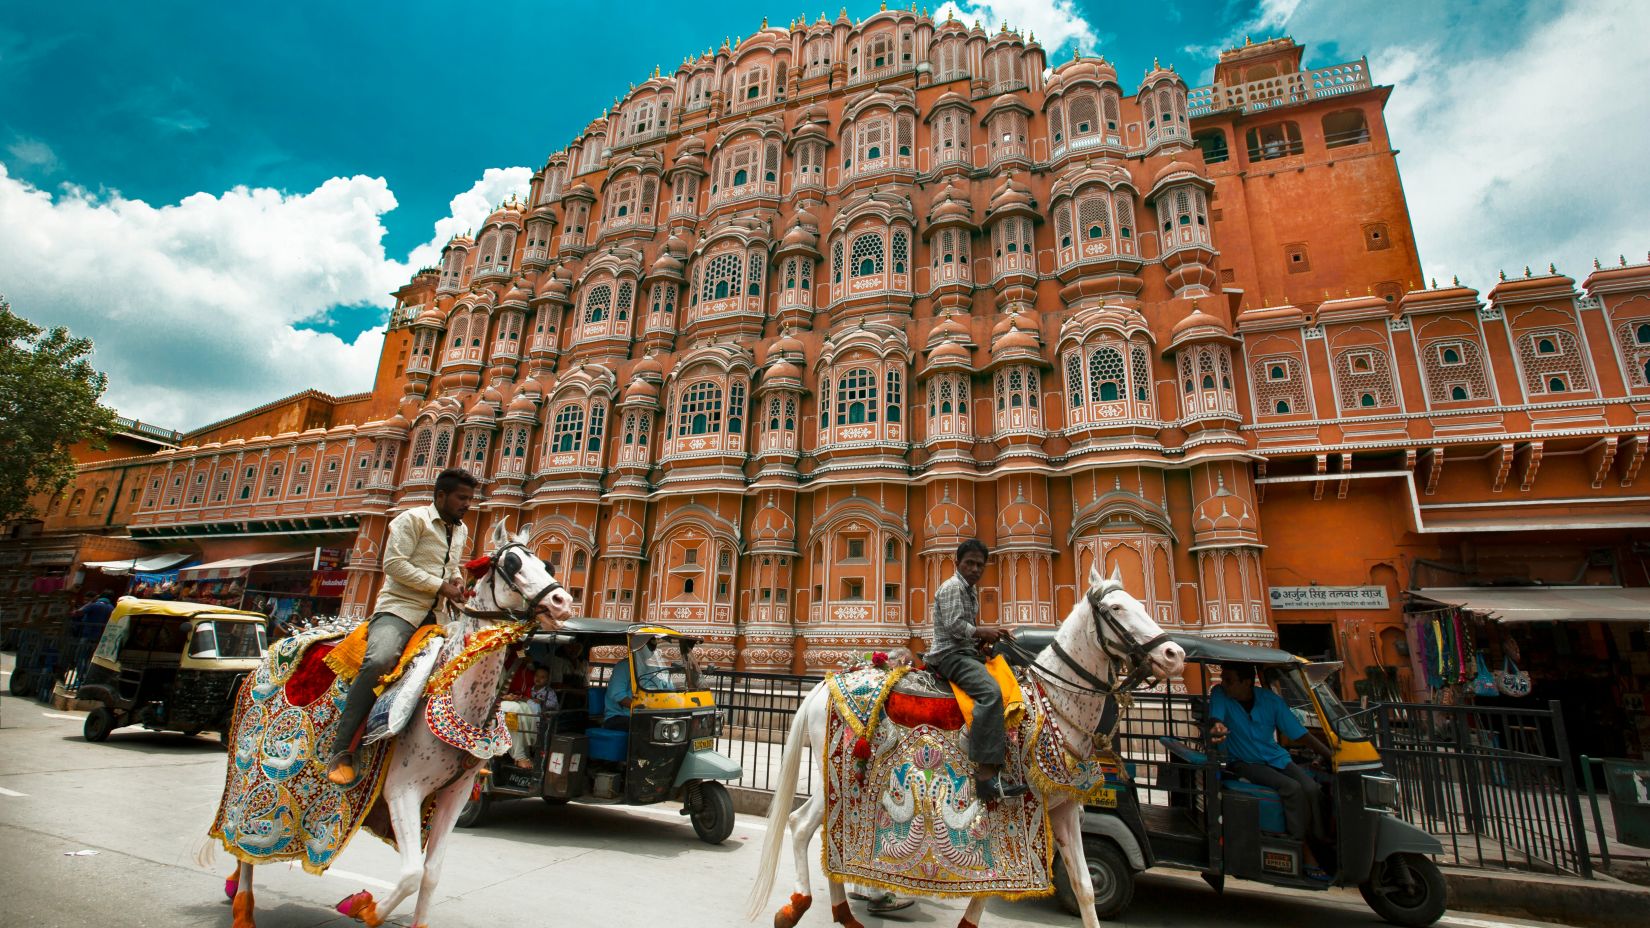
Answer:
[
  {"xmin": 193, "ymin": 833, "xmax": 218, "ymax": 870},
  {"xmin": 743, "ymin": 681, "xmax": 821, "ymax": 921}
]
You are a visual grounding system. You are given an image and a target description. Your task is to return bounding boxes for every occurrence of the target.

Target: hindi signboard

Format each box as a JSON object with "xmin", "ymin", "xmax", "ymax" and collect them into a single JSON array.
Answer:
[{"xmin": 1269, "ymin": 585, "xmax": 1389, "ymax": 610}]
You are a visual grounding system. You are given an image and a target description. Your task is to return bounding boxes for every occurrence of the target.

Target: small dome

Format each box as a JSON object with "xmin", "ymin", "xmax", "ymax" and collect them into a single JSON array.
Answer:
[
  {"xmin": 931, "ymin": 312, "xmax": 971, "ymax": 344},
  {"xmin": 415, "ymin": 305, "xmax": 446, "ymax": 327},
  {"xmin": 927, "ymin": 339, "xmax": 971, "ymax": 366},
  {"xmin": 382, "ymin": 412, "xmax": 411, "ymax": 433},
  {"xmin": 780, "ymin": 221, "xmax": 818, "ymax": 252},
  {"xmin": 770, "ymin": 330, "xmax": 804, "ymax": 356},
  {"xmin": 752, "ymin": 500, "xmax": 795, "ymax": 543},
  {"xmin": 506, "ymin": 393, "xmax": 538, "ymax": 417},
  {"xmin": 927, "ymin": 184, "xmax": 974, "ymax": 226},
  {"xmin": 1153, "ymin": 159, "xmax": 1202, "ymax": 187},
  {"xmin": 988, "ymin": 174, "xmax": 1034, "ymax": 215},
  {"xmin": 535, "ymin": 271, "xmax": 571, "ymax": 302},
  {"xmin": 622, "ymin": 377, "xmax": 660, "ymax": 402},
  {"xmin": 500, "ymin": 284, "xmax": 531, "ymax": 307},
  {"xmin": 648, "ymin": 248, "xmax": 684, "ymax": 278},
  {"xmin": 765, "ymin": 358, "xmax": 803, "ymax": 383},
  {"xmin": 631, "ymin": 353, "xmax": 665, "ymax": 379},
  {"xmin": 1172, "ymin": 306, "xmax": 1226, "ymax": 337},
  {"xmin": 997, "ymin": 490, "xmax": 1052, "ymax": 539},
  {"xmin": 995, "ymin": 329, "xmax": 1039, "ymax": 354}
]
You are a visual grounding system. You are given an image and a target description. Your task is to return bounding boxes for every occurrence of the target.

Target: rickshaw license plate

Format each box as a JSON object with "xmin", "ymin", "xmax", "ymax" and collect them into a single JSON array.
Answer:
[
  {"xmin": 693, "ymin": 737, "xmax": 714, "ymax": 752},
  {"xmin": 1091, "ymin": 788, "xmax": 1118, "ymax": 808}
]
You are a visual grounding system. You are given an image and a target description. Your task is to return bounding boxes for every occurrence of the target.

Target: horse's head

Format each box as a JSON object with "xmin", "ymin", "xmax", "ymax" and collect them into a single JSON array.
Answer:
[
  {"xmin": 1082, "ymin": 564, "xmax": 1185, "ymax": 687},
  {"xmin": 467, "ymin": 522, "xmax": 577, "ymax": 630}
]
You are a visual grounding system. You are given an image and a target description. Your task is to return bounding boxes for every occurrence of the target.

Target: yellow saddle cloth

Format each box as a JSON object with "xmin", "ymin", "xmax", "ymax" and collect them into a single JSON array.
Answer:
[
  {"xmin": 323, "ymin": 621, "xmax": 443, "ymax": 693},
  {"xmin": 949, "ymin": 654, "xmax": 1027, "ymax": 729}
]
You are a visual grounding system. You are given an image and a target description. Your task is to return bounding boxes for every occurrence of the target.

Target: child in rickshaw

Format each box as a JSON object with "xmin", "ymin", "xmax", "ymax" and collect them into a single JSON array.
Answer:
[{"xmin": 500, "ymin": 664, "xmax": 557, "ymax": 769}]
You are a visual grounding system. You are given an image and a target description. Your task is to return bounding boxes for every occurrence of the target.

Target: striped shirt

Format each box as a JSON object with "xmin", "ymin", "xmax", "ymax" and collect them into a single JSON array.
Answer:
[{"xmin": 928, "ymin": 572, "xmax": 979, "ymax": 659}]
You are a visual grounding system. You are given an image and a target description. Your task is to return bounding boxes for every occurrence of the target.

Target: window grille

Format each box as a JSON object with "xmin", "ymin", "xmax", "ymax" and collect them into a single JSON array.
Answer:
[
  {"xmin": 700, "ymin": 251, "xmax": 742, "ymax": 302},
  {"xmin": 678, "ymin": 381, "xmax": 724, "ymax": 436},
  {"xmin": 836, "ymin": 367, "xmax": 879, "ymax": 424},
  {"xmin": 1088, "ymin": 346, "xmax": 1126, "ymax": 403},
  {"xmin": 584, "ymin": 284, "xmax": 612, "ymax": 323},
  {"xmin": 851, "ymin": 232, "xmax": 885, "ymax": 278},
  {"xmin": 552, "ymin": 405, "xmax": 585, "ymax": 453}
]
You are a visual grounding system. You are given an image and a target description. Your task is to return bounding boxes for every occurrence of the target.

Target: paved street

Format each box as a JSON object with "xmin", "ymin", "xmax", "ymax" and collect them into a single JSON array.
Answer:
[{"xmin": 0, "ymin": 660, "xmax": 1566, "ymax": 928}]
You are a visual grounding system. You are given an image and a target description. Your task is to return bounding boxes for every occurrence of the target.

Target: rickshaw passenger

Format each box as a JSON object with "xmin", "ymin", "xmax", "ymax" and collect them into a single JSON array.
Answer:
[
  {"xmin": 500, "ymin": 665, "xmax": 557, "ymax": 769},
  {"xmin": 602, "ymin": 637, "xmax": 675, "ymax": 730},
  {"xmin": 1208, "ymin": 661, "xmax": 1333, "ymax": 843},
  {"xmin": 550, "ymin": 641, "xmax": 587, "ymax": 687}
]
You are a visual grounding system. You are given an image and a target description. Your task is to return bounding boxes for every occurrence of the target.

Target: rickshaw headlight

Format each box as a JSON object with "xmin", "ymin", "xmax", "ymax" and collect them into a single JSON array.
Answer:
[
  {"xmin": 653, "ymin": 719, "xmax": 688, "ymax": 743},
  {"xmin": 714, "ymin": 710, "xmax": 725, "ymax": 737},
  {"xmin": 1362, "ymin": 773, "xmax": 1398, "ymax": 810}
]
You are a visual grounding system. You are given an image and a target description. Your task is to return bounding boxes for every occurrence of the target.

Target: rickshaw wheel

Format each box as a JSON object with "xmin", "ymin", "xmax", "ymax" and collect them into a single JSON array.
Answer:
[
  {"xmin": 83, "ymin": 708, "xmax": 115, "ymax": 743},
  {"xmin": 541, "ymin": 796, "xmax": 571, "ymax": 806},
  {"xmin": 688, "ymin": 781, "xmax": 735, "ymax": 845},
  {"xmin": 1053, "ymin": 838, "xmax": 1135, "ymax": 921},
  {"xmin": 456, "ymin": 794, "xmax": 488, "ymax": 828},
  {"xmin": 9, "ymin": 670, "xmax": 32, "ymax": 697},
  {"xmin": 1359, "ymin": 853, "xmax": 1446, "ymax": 927}
]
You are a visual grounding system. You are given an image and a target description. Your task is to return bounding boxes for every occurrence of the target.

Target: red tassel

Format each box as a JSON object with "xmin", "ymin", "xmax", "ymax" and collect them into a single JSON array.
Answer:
[
  {"xmin": 463, "ymin": 555, "xmax": 493, "ymax": 578},
  {"xmin": 852, "ymin": 736, "xmax": 872, "ymax": 760}
]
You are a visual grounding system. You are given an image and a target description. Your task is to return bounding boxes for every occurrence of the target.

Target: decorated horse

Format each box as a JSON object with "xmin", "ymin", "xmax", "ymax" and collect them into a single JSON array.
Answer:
[
  {"xmin": 745, "ymin": 566, "xmax": 1185, "ymax": 928},
  {"xmin": 197, "ymin": 523, "xmax": 575, "ymax": 928}
]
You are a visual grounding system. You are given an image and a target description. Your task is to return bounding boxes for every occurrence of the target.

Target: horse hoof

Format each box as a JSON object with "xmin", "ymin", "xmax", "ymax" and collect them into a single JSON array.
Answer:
[
  {"xmin": 224, "ymin": 873, "xmax": 240, "ymax": 900},
  {"xmin": 775, "ymin": 892, "xmax": 812, "ymax": 928},
  {"xmin": 959, "ymin": 920, "xmax": 980, "ymax": 928},
  {"xmin": 231, "ymin": 890, "xmax": 255, "ymax": 928},
  {"xmin": 831, "ymin": 900, "xmax": 865, "ymax": 928},
  {"xmin": 336, "ymin": 890, "xmax": 382, "ymax": 926}
]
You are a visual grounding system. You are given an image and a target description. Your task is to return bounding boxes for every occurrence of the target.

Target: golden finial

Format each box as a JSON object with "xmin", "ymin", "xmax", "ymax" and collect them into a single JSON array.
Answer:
[
  {"xmin": 1073, "ymin": 46, "xmax": 1080, "ymax": 62},
  {"xmin": 1429, "ymin": 277, "xmax": 1437, "ymax": 289},
  {"xmin": 1523, "ymin": 265, "xmax": 1532, "ymax": 277},
  {"xmin": 1452, "ymin": 275, "xmax": 1459, "ymax": 286},
  {"xmin": 1343, "ymin": 288, "xmax": 1350, "ymax": 297},
  {"xmin": 761, "ymin": 15, "xmax": 767, "ymax": 27},
  {"xmin": 1498, "ymin": 269, "xmax": 1507, "ymax": 281},
  {"xmin": 1594, "ymin": 257, "xmax": 1602, "ymax": 269},
  {"xmin": 1366, "ymin": 285, "xmax": 1373, "ymax": 295},
  {"xmin": 879, "ymin": 1, "xmax": 886, "ymax": 10},
  {"xmin": 1153, "ymin": 57, "xmax": 1160, "ymax": 70},
  {"xmin": 1622, "ymin": 255, "xmax": 1629, "ymax": 266},
  {"xmin": 1548, "ymin": 262, "xmax": 1556, "ymax": 274},
  {"xmin": 1244, "ymin": 34, "xmax": 1252, "ymax": 46}
]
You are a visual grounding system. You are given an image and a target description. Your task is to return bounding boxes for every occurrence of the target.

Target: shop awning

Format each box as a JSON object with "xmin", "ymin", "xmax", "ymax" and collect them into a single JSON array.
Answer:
[
  {"xmin": 1413, "ymin": 587, "xmax": 1650, "ymax": 623},
  {"xmin": 177, "ymin": 551, "xmax": 311, "ymax": 581},
  {"xmin": 82, "ymin": 553, "xmax": 195, "ymax": 576}
]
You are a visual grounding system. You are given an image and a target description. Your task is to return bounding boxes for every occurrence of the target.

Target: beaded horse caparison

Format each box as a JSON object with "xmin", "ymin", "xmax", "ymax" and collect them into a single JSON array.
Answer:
[
  {"xmin": 744, "ymin": 566, "xmax": 1185, "ymax": 928},
  {"xmin": 198, "ymin": 523, "xmax": 575, "ymax": 928}
]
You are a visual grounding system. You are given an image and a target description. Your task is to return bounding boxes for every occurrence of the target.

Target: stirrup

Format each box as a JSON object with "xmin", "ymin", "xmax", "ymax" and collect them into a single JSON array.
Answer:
[{"xmin": 326, "ymin": 752, "xmax": 359, "ymax": 787}]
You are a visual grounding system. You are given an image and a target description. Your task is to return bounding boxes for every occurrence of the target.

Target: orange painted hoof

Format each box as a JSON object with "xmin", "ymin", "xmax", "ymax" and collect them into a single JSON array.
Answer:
[
  {"xmin": 959, "ymin": 919, "xmax": 980, "ymax": 928},
  {"xmin": 831, "ymin": 900, "xmax": 865, "ymax": 928},
  {"xmin": 231, "ymin": 891, "xmax": 255, "ymax": 928},
  {"xmin": 775, "ymin": 892, "xmax": 812, "ymax": 928}
]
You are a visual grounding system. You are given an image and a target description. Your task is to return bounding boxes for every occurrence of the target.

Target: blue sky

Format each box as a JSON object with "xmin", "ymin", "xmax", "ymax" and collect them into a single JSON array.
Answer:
[{"xmin": 1, "ymin": 0, "xmax": 1646, "ymax": 429}]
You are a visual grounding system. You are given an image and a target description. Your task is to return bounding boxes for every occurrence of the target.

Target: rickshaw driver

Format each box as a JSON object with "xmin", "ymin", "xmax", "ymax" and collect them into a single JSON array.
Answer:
[
  {"xmin": 1208, "ymin": 661, "xmax": 1334, "ymax": 866},
  {"xmin": 326, "ymin": 468, "xmax": 477, "ymax": 786},
  {"xmin": 602, "ymin": 635, "xmax": 698, "ymax": 730}
]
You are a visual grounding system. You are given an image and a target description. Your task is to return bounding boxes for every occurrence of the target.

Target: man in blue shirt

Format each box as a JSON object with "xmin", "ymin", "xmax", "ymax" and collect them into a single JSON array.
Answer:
[
  {"xmin": 1208, "ymin": 662, "xmax": 1332, "ymax": 844},
  {"xmin": 602, "ymin": 636, "xmax": 682, "ymax": 730}
]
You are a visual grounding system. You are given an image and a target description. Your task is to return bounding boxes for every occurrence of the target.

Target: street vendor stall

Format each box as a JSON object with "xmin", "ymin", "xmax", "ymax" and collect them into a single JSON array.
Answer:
[{"xmin": 175, "ymin": 550, "xmax": 348, "ymax": 631}]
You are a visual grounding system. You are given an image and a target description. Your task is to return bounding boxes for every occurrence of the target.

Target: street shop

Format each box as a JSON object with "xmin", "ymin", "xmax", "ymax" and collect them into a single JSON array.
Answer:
[
  {"xmin": 1406, "ymin": 586, "xmax": 1650, "ymax": 761},
  {"xmin": 174, "ymin": 549, "xmax": 350, "ymax": 631}
]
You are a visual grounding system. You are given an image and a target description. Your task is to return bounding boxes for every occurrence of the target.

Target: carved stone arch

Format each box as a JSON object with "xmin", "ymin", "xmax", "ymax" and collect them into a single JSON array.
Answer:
[
  {"xmin": 1069, "ymin": 490, "xmax": 1178, "ymax": 544},
  {"xmin": 1057, "ymin": 303, "xmax": 1155, "ymax": 350}
]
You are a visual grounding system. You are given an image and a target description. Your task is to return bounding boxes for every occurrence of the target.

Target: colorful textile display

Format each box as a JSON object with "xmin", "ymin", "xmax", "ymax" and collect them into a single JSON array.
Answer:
[
  {"xmin": 208, "ymin": 625, "xmax": 395, "ymax": 874},
  {"xmin": 820, "ymin": 666, "xmax": 1122, "ymax": 900}
]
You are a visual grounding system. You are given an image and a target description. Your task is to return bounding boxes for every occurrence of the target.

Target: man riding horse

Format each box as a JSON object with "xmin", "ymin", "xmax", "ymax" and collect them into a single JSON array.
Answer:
[
  {"xmin": 327, "ymin": 467, "xmax": 477, "ymax": 786},
  {"xmin": 929, "ymin": 538, "xmax": 1029, "ymax": 802}
]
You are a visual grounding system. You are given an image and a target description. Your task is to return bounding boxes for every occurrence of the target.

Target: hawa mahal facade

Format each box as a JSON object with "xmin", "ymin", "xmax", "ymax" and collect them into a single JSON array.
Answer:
[{"xmin": 17, "ymin": 12, "xmax": 1650, "ymax": 685}]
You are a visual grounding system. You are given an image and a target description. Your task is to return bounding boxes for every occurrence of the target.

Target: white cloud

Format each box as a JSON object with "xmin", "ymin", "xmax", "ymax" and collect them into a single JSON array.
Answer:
[
  {"xmin": 6, "ymin": 135, "xmax": 57, "ymax": 171},
  {"xmin": 934, "ymin": 0, "xmax": 1099, "ymax": 53},
  {"xmin": 1255, "ymin": 0, "xmax": 1650, "ymax": 291},
  {"xmin": 0, "ymin": 162, "xmax": 532, "ymax": 431}
]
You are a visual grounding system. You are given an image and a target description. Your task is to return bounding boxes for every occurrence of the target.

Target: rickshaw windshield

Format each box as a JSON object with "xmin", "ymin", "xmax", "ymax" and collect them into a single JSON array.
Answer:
[
  {"xmin": 1272, "ymin": 664, "xmax": 1368, "ymax": 742},
  {"xmin": 188, "ymin": 621, "xmax": 266, "ymax": 659},
  {"xmin": 626, "ymin": 635, "xmax": 678, "ymax": 693}
]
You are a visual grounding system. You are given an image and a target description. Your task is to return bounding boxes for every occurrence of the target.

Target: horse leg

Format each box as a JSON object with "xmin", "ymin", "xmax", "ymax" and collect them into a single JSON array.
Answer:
[
  {"xmin": 1051, "ymin": 800, "xmax": 1102, "ymax": 928},
  {"xmin": 230, "ymin": 862, "xmax": 255, "ymax": 928},
  {"xmin": 827, "ymin": 879, "xmax": 862, "ymax": 928},
  {"xmin": 957, "ymin": 895, "xmax": 988, "ymax": 928},
  {"xmin": 772, "ymin": 791, "xmax": 824, "ymax": 927},
  {"xmin": 407, "ymin": 774, "xmax": 473, "ymax": 927},
  {"xmin": 342, "ymin": 787, "xmax": 428, "ymax": 926}
]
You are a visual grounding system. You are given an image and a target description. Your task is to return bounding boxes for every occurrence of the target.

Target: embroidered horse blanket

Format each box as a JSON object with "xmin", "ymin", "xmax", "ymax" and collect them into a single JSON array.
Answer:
[
  {"xmin": 208, "ymin": 625, "xmax": 397, "ymax": 874},
  {"xmin": 820, "ymin": 665, "xmax": 1124, "ymax": 901}
]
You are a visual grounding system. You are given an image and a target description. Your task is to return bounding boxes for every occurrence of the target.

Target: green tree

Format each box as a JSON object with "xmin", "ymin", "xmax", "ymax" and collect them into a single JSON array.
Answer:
[{"xmin": 0, "ymin": 295, "xmax": 118, "ymax": 523}]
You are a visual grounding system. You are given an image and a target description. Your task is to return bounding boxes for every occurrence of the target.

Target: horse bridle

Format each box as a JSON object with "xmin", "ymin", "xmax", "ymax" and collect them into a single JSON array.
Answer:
[
  {"xmin": 461, "ymin": 541, "xmax": 565, "ymax": 624},
  {"xmin": 1034, "ymin": 585, "xmax": 1173, "ymax": 696}
]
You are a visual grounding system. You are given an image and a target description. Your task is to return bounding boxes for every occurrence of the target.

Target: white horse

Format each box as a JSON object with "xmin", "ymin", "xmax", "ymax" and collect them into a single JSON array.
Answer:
[
  {"xmin": 746, "ymin": 566, "xmax": 1185, "ymax": 928},
  {"xmin": 202, "ymin": 523, "xmax": 575, "ymax": 928}
]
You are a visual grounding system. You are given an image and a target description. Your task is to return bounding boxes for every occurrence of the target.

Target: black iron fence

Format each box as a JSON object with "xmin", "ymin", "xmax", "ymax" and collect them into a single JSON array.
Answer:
[
  {"xmin": 7, "ymin": 627, "xmax": 98, "ymax": 703},
  {"xmin": 1364, "ymin": 700, "xmax": 1593, "ymax": 878},
  {"xmin": 680, "ymin": 668, "xmax": 1595, "ymax": 877}
]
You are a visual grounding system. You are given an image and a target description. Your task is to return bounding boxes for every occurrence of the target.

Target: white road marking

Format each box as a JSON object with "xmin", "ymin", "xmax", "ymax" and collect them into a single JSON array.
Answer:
[
  {"xmin": 0, "ymin": 786, "xmax": 27, "ymax": 797},
  {"xmin": 309, "ymin": 865, "xmax": 395, "ymax": 891},
  {"xmin": 42, "ymin": 712, "xmax": 85, "ymax": 721},
  {"xmin": 1441, "ymin": 916, "xmax": 1544, "ymax": 928}
]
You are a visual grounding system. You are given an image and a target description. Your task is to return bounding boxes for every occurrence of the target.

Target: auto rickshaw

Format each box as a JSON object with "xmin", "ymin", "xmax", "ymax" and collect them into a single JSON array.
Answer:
[
  {"xmin": 76, "ymin": 597, "xmax": 268, "ymax": 742},
  {"xmin": 1043, "ymin": 633, "xmax": 1447, "ymax": 927},
  {"xmin": 458, "ymin": 618, "xmax": 742, "ymax": 844}
]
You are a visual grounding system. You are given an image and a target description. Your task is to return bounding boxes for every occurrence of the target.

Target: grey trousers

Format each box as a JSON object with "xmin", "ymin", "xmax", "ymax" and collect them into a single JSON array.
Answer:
[
  {"xmin": 935, "ymin": 650, "xmax": 1006, "ymax": 770},
  {"xmin": 328, "ymin": 612, "xmax": 429, "ymax": 758},
  {"xmin": 1229, "ymin": 759, "xmax": 1324, "ymax": 841}
]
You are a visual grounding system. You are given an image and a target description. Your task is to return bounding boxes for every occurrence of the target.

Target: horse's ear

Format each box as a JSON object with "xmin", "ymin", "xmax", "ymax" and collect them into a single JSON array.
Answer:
[
  {"xmin": 512, "ymin": 527, "xmax": 530, "ymax": 547},
  {"xmin": 488, "ymin": 520, "xmax": 510, "ymax": 550},
  {"xmin": 1088, "ymin": 563, "xmax": 1104, "ymax": 592},
  {"xmin": 1108, "ymin": 564, "xmax": 1123, "ymax": 587}
]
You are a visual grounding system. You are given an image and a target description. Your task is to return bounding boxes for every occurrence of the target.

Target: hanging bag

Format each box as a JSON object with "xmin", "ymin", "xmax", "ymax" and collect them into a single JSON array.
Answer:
[
  {"xmin": 1471, "ymin": 653, "xmax": 1500, "ymax": 698},
  {"xmin": 1494, "ymin": 655, "xmax": 1532, "ymax": 697}
]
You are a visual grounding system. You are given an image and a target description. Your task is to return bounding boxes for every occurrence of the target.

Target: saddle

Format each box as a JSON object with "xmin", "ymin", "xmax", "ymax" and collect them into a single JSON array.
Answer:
[
  {"xmin": 323, "ymin": 621, "xmax": 443, "ymax": 692},
  {"xmin": 885, "ymin": 655, "xmax": 1026, "ymax": 731}
]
